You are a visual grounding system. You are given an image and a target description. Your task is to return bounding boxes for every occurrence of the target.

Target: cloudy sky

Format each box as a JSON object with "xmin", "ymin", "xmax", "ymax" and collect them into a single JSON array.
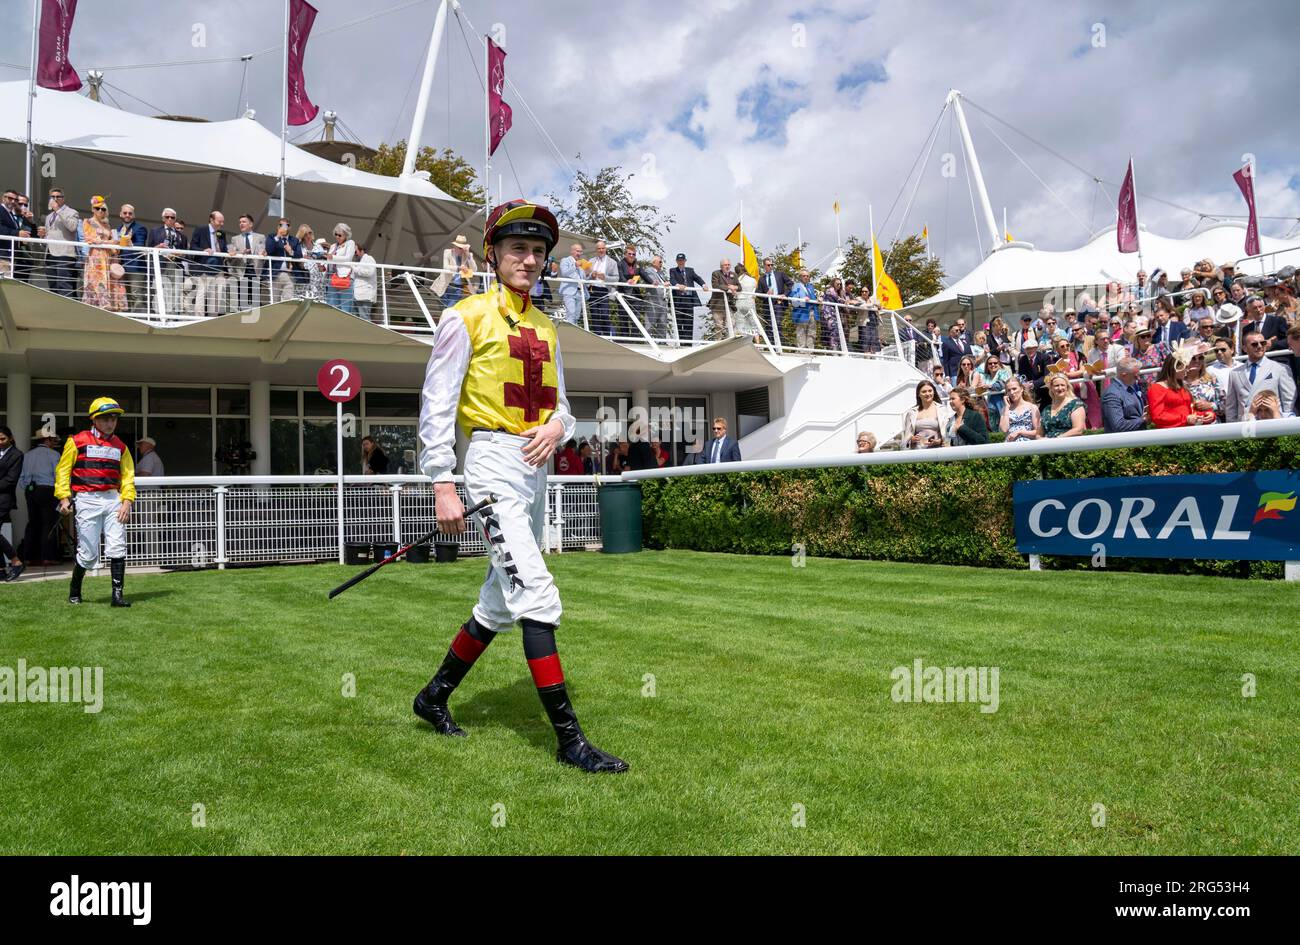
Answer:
[{"xmin": 2, "ymin": 0, "xmax": 1297, "ymax": 281}]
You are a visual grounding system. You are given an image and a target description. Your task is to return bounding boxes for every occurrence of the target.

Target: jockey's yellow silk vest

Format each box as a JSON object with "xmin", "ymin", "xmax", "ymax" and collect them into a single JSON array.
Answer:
[{"xmin": 455, "ymin": 287, "xmax": 560, "ymax": 436}]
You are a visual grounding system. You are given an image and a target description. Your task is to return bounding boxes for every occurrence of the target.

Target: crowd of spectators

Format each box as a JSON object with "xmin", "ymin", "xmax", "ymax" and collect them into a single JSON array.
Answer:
[
  {"xmin": 884, "ymin": 258, "xmax": 1300, "ymax": 449},
  {"xmin": 0, "ymin": 190, "xmax": 379, "ymax": 321}
]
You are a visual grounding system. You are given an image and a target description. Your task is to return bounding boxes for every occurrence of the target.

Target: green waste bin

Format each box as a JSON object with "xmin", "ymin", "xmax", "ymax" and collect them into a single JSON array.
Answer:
[{"xmin": 598, "ymin": 482, "xmax": 643, "ymax": 554}]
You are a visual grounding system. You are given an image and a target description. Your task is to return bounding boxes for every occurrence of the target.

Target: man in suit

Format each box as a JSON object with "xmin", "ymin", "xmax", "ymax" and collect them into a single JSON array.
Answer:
[
  {"xmin": 0, "ymin": 189, "xmax": 24, "ymax": 280},
  {"xmin": 1016, "ymin": 336, "xmax": 1052, "ymax": 409},
  {"xmin": 701, "ymin": 417, "xmax": 741, "ymax": 464},
  {"xmin": 557, "ymin": 242, "xmax": 585, "ymax": 325},
  {"xmin": 941, "ymin": 323, "xmax": 973, "ymax": 381},
  {"xmin": 115, "ymin": 204, "xmax": 150, "ymax": 313},
  {"xmin": 708, "ymin": 258, "xmax": 741, "ymax": 340},
  {"xmin": 1225, "ymin": 330, "xmax": 1297, "ymax": 422},
  {"xmin": 0, "ymin": 425, "xmax": 25, "ymax": 580},
  {"xmin": 668, "ymin": 252, "xmax": 705, "ymax": 343},
  {"xmin": 1244, "ymin": 295, "xmax": 1289, "ymax": 352},
  {"xmin": 641, "ymin": 254, "xmax": 670, "ymax": 339},
  {"xmin": 617, "ymin": 244, "xmax": 647, "ymax": 329},
  {"xmin": 1101, "ymin": 358, "xmax": 1147, "ymax": 433},
  {"xmin": 148, "ymin": 208, "xmax": 189, "ymax": 313},
  {"xmin": 227, "ymin": 213, "xmax": 267, "ymax": 311},
  {"xmin": 1151, "ymin": 304, "xmax": 1188, "ymax": 348},
  {"xmin": 188, "ymin": 210, "xmax": 229, "ymax": 317},
  {"xmin": 756, "ymin": 256, "xmax": 790, "ymax": 342},
  {"xmin": 585, "ymin": 240, "xmax": 619, "ymax": 336},
  {"xmin": 41, "ymin": 188, "xmax": 81, "ymax": 297},
  {"xmin": 264, "ymin": 217, "xmax": 303, "ymax": 303}
]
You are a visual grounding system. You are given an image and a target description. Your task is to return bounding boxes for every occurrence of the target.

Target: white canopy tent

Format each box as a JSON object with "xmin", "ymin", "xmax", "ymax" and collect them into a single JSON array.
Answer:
[
  {"xmin": 910, "ymin": 222, "xmax": 1297, "ymax": 323},
  {"xmin": 0, "ymin": 80, "xmax": 481, "ymax": 264}
]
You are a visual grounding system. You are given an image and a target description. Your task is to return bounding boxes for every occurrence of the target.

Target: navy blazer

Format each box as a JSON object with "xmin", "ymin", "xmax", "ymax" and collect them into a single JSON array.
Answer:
[
  {"xmin": 701, "ymin": 435, "xmax": 741, "ymax": 463},
  {"xmin": 669, "ymin": 265, "xmax": 704, "ymax": 291},
  {"xmin": 1150, "ymin": 319, "xmax": 1189, "ymax": 348},
  {"xmin": 265, "ymin": 234, "xmax": 304, "ymax": 280},
  {"xmin": 941, "ymin": 335, "xmax": 973, "ymax": 377},
  {"xmin": 116, "ymin": 220, "xmax": 149, "ymax": 275},
  {"xmin": 188, "ymin": 224, "xmax": 228, "ymax": 274},
  {"xmin": 1101, "ymin": 381, "xmax": 1146, "ymax": 433}
]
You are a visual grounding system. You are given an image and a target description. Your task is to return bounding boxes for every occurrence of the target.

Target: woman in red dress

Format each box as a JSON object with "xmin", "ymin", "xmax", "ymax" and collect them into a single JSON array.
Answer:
[{"xmin": 1147, "ymin": 351, "xmax": 1214, "ymax": 429}]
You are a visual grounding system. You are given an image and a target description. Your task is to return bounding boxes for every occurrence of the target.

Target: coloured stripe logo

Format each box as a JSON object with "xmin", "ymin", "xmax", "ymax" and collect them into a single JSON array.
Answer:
[{"xmin": 1253, "ymin": 491, "xmax": 1296, "ymax": 524}]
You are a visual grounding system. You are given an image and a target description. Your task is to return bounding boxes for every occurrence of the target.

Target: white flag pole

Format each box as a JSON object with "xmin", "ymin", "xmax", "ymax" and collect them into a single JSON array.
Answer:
[
  {"xmin": 484, "ymin": 36, "xmax": 491, "ymax": 227},
  {"xmin": 1130, "ymin": 157, "xmax": 1145, "ymax": 277},
  {"xmin": 280, "ymin": 0, "xmax": 289, "ymax": 216},
  {"xmin": 868, "ymin": 203, "xmax": 876, "ymax": 303},
  {"xmin": 25, "ymin": 0, "xmax": 39, "ymax": 202}
]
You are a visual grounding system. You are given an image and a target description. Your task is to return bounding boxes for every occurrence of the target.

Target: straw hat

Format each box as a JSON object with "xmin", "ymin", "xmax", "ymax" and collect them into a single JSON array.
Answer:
[{"xmin": 451, "ymin": 234, "xmax": 472, "ymax": 250}]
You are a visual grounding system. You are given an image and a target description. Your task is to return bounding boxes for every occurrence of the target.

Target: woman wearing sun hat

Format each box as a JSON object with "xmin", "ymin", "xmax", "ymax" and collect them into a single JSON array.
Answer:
[{"xmin": 81, "ymin": 196, "xmax": 126, "ymax": 311}]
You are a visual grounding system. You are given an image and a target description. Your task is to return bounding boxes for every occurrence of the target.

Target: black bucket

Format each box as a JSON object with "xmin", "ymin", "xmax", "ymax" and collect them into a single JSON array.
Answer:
[
  {"xmin": 405, "ymin": 542, "xmax": 431, "ymax": 564},
  {"xmin": 344, "ymin": 542, "xmax": 370, "ymax": 565},
  {"xmin": 434, "ymin": 542, "xmax": 459, "ymax": 563},
  {"xmin": 372, "ymin": 542, "xmax": 399, "ymax": 563}
]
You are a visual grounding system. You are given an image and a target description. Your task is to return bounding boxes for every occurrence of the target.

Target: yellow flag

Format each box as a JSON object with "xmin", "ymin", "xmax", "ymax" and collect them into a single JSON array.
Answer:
[
  {"xmin": 791, "ymin": 247, "xmax": 802, "ymax": 269},
  {"xmin": 872, "ymin": 236, "xmax": 902, "ymax": 310},
  {"xmin": 833, "ymin": 201, "xmax": 840, "ymax": 215},
  {"xmin": 1005, "ymin": 230, "xmax": 1014, "ymax": 242},
  {"xmin": 724, "ymin": 223, "xmax": 760, "ymax": 279},
  {"xmin": 921, "ymin": 225, "xmax": 928, "ymax": 241}
]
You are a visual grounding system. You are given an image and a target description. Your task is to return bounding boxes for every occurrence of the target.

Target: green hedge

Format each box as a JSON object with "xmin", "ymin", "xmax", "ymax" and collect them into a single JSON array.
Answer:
[{"xmin": 640, "ymin": 436, "xmax": 1300, "ymax": 579}]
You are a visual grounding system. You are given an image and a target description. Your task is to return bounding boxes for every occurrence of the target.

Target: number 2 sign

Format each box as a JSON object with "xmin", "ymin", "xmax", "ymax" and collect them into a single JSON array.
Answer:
[{"xmin": 317, "ymin": 359, "xmax": 362, "ymax": 403}]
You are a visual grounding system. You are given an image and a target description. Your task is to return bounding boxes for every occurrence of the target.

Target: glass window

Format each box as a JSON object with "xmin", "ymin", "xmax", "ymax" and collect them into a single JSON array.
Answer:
[
  {"xmin": 147, "ymin": 417, "xmax": 213, "ymax": 475},
  {"xmin": 365, "ymin": 423, "xmax": 418, "ymax": 473},
  {"xmin": 303, "ymin": 419, "xmax": 338, "ymax": 473},
  {"xmin": 270, "ymin": 419, "xmax": 299, "ymax": 474},
  {"xmin": 32, "ymin": 415, "xmax": 70, "ymax": 439},
  {"xmin": 148, "ymin": 387, "xmax": 210, "ymax": 415},
  {"xmin": 75, "ymin": 385, "xmax": 141, "ymax": 414},
  {"xmin": 303, "ymin": 390, "xmax": 342, "ymax": 417},
  {"xmin": 364, "ymin": 391, "xmax": 418, "ymax": 418},
  {"xmin": 214, "ymin": 419, "xmax": 253, "ymax": 474},
  {"xmin": 217, "ymin": 388, "xmax": 250, "ymax": 415},
  {"xmin": 33, "ymin": 383, "xmax": 68, "ymax": 415},
  {"xmin": 270, "ymin": 389, "xmax": 299, "ymax": 416},
  {"xmin": 569, "ymin": 395, "xmax": 600, "ymax": 418}
]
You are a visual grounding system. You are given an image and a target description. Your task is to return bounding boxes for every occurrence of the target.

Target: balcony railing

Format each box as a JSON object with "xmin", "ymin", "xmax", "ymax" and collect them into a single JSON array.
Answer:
[{"xmin": 0, "ymin": 233, "xmax": 909, "ymax": 361}]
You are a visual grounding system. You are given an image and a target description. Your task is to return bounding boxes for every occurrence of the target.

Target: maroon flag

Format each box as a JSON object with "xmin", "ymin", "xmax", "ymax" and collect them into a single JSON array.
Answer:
[
  {"xmin": 1233, "ymin": 163, "xmax": 1261, "ymax": 257},
  {"xmin": 1116, "ymin": 158, "xmax": 1139, "ymax": 253},
  {"xmin": 487, "ymin": 37, "xmax": 512, "ymax": 157},
  {"xmin": 37, "ymin": 0, "xmax": 81, "ymax": 92},
  {"xmin": 286, "ymin": 0, "xmax": 319, "ymax": 127}
]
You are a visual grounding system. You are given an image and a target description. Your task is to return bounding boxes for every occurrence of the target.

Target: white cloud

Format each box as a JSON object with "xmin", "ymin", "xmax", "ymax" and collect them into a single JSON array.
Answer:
[{"xmin": 7, "ymin": 0, "xmax": 1297, "ymax": 281}]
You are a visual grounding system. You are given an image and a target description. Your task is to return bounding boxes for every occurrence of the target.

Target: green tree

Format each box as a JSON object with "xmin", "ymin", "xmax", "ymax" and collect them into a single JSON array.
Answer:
[
  {"xmin": 751, "ymin": 241, "xmax": 820, "ymax": 284},
  {"xmin": 833, "ymin": 234, "xmax": 945, "ymax": 305},
  {"xmin": 547, "ymin": 165, "xmax": 676, "ymax": 255},
  {"xmin": 358, "ymin": 142, "xmax": 488, "ymax": 206}
]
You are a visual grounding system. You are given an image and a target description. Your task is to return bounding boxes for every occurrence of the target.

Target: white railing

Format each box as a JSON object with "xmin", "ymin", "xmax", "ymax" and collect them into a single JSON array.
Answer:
[
  {"xmin": 622, "ymin": 417, "xmax": 1300, "ymax": 479},
  {"xmin": 123, "ymin": 474, "xmax": 601, "ymax": 568},
  {"xmin": 0, "ymin": 233, "xmax": 908, "ymax": 361}
]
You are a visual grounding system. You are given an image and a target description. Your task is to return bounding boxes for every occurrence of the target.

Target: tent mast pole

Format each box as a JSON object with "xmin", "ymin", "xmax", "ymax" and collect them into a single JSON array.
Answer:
[
  {"xmin": 947, "ymin": 89, "xmax": 1001, "ymax": 252},
  {"xmin": 401, "ymin": 0, "xmax": 451, "ymax": 177}
]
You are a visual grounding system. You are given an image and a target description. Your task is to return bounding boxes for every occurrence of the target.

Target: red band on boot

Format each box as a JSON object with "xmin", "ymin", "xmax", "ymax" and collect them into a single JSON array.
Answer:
[
  {"xmin": 527, "ymin": 653, "xmax": 565, "ymax": 689},
  {"xmin": 450, "ymin": 627, "xmax": 488, "ymax": 663}
]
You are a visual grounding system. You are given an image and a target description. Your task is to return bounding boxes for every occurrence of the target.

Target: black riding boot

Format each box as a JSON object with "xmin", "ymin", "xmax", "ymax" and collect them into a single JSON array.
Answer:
[
  {"xmin": 521, "ymin": 618, "xmax": 628, "ymax": 774},
  {"xmin": 110, "ymin": 558, "xmax": 131, "ymax": 607},
  {"xmin": 69, "ymin": 564, "xmax": 86, "ymax": 604},
  {"xmin": 536, "ymin": 682, "xmax": 630, "ymax": 774},
  {"xmin": 414, "ymin": 618, "xmax": 496, "ymax": 737}
]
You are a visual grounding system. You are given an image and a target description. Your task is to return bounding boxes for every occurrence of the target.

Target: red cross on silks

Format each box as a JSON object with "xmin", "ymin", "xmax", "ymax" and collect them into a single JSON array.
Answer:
[{"xmin": 504, "ymin": 326, "xmax": 558, "ymax": 422}]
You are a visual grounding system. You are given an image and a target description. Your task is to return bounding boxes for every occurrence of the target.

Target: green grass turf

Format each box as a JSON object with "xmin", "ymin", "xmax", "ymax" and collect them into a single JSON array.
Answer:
[{"xmin": 2, "ymin": 550, "xmax": 1297, "ymax": 855}]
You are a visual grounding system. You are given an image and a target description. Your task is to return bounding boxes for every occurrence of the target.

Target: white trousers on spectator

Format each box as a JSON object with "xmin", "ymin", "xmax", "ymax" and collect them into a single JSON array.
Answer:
[
  {"xmin": 271, "ymin": 272, "xmax": 297, "ymax": 303},
  {"xmin": 561, "ymin": 290, "xmax": 583, "ymax": 325},
  {"xmin": 463, "ymin": 431, "xmax": 561, "ymax": 632},
  {"xmin": 74, "ymin": 490, "xmax": 126, "ymax": 569},
  {"xmin": 194, "ymin": 275, "xmax": 227, "ymax": 317},
  {"xmin": 159, "ymin": 267, "xmax": 185, "ymax": 315}
]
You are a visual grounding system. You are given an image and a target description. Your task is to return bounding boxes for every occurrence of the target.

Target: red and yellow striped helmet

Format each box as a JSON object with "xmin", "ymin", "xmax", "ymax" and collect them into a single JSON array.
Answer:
[{"xmin": 483, "ymin": 199, "xmax": 559, "ymax": 258}]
